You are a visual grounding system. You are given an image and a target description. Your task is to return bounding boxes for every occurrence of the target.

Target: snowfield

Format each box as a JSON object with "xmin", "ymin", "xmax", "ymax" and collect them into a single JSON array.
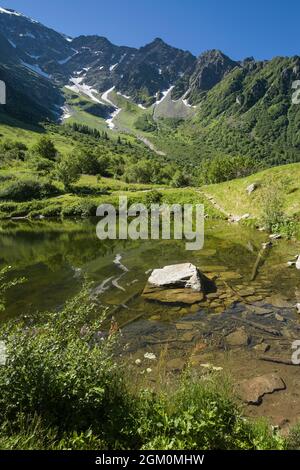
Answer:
[
  {"xmin": 66, "ymin": 77, "xmax": 105, "ymax": 104},
  {"xmin": 102, "ymin": 87, "xmax": 122, "ymax": 129}
]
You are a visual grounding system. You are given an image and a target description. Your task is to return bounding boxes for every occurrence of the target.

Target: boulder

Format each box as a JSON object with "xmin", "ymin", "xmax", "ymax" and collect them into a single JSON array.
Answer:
[
  {"xmin": 296, "ymin": 255, "xmax": 300, "ymax": 270},
  {"xmin": 148, "ymin": 263, "xmax": 201, "ymax": 291},
  {"xmin": 238, "ymin": 373, "xmax": 286, "ymax": 405},
  {"xmin": 143, "ymin": 263, "xmax": 206, "ymax": 305}
]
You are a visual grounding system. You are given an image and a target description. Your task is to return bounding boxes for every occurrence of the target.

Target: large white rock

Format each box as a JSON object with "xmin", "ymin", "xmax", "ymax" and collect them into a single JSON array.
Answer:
[
  {"xmin": 148, "ymin": 263, "xmax": 202, "ymax": 292},
  {"xmin": 296, "ymin": 255, "xmax": 300, "ymax": 270}
]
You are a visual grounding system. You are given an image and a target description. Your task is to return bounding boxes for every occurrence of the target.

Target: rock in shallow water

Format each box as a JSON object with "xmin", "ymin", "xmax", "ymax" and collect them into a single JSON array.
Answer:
[
  {"xmin": 143, "ymin": 263, "xmax": 206, "ymax": 305},
  {"xmin": 238, "ymin": 373, "xmax": 286, "ymax": 405},
  {"xmin": 226, "ymin": 328, "xmax": 251, "ymax": 347},
  {"xmin": 148, "ymin": 263, "xmax": 202, "ymax": 291}
]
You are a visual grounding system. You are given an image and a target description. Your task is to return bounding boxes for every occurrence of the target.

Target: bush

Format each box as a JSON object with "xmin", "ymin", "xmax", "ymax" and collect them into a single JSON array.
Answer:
[
  {"xmin": 61, "ymin": 199, "xmax": 97, "ymax": 217},
  {"xmin": 0, "ymin": 179, "xmax": 59, "ymax": 202},
  {"xmin": 55, "ymin": 153, "xmax": 81, "ymax": 190},
  {"xmin": 33, "ymin": 136, "xmax": 57, "ymax": 161},
  {"xmin": 259, "ymin": 178, "xmax": 285, "ymax": 232},
  {"xmin": 199, "ymin": 155, "xmax": 258, "ymax": 184},
  {"xmin": 0, "ymin": 286, "xmax": 136, "ymax": 447}
]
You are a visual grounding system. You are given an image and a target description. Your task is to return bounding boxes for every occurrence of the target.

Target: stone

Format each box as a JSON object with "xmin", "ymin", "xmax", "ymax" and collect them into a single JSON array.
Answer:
[
  {"xmin": 148, "ymin": 263, "xmax": 201, "ymax": 291},
  {"xmin": 254, "ymin": 343, "xmax": 270, "ymax": 353},
  {"xmin": 238, "ymin": 373, "xmax": 286, "ymax": 405},
  {"xmin": 206, "ymin": 292, "xmax": 219, "ymax": 300},
  {"xmin": 269, "ymin": 233, "xmax": 282, "ymax": 240},
  {"xmin": 143, "ymin": 263, "xmax": 205, "ymax": 304},
  {"xmin": 226, "ymin": 328, "xmax": 251, "ymax": 347},
  {"xmin": 287, "ymin": 261, "xmax": 296, "ymax": 267},
  {"xmin": 296, "ymin": 256, "xmax": 300, "ymax": 270},
  {"xmin": 142, "ymin": 285, "xmax": 204, "ymax": 304},
  {"xmin": 182, "ymin": 331, "xmax": 196, "ymax": 342},
  {"xmin": 246, "ymin": 183, "xmax": 258, "ymax": 195},
  {"xmin": 238, "ymin": 288, "xmax": 255, "ymax": 297},
  {"xmin": 296, "ymin": 304, "xmax": 300, "ymax": 314},
  {"xmin": 250, "ymin": 306, "xmax": 273, "ymax": 316},
  {"xmin": 275, "ymin": 313, "xmax": 285, "ymax": 322}
]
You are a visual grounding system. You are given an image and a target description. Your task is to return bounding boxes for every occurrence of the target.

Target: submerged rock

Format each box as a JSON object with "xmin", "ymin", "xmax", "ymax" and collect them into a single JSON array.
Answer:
[
  {"xmin": 238, "ymin": 373, "xmax": 286, "ymax": 405},
  {"xmin": 142, "ymin": 285, "xmax": 204, "ymax": 304},
  {"xmin": 226, "ymin": 328, "xmax": 251, "ymax": 347}
]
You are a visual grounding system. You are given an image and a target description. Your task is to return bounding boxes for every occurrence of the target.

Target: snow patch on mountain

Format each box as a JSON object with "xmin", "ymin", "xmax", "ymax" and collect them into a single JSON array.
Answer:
[
  {"xmin": 117, "ymin": 91, "xmax": 131, "ymax": 99},
  {"xmin": 0, "ymin": 7, "xmax": 38, "ymax": 23},
  {"xmin": 154, "ymin": 85, "xmax": 174, "ymax": 106},
  {"xmin": 0, "ymin": 7, "xmax": 22, "ymax": 16},
  {"xmin": 61, "ymin": 105, "xmax": 72, "ymax": 121},
  {"xmin": 106, "ymin": 108, "xmax": 121, "ymax": 129},
  {"xmin": 101, "ymin": 86, "xmax": 116, "ymax": 106},
  {"xmin": 102, "ymin": 87, "xmax": 122, "ymax": 129},
  {"xmin": 66, "ymin": 77, "xmax": 104, "ymax": 104},
  {"xmin": 19, "ymin": 32, "xmax": 36, "ymax": 39},
  {"xmin": 109, "ymin": 63, "xmax": 118, "ymax": 72}
]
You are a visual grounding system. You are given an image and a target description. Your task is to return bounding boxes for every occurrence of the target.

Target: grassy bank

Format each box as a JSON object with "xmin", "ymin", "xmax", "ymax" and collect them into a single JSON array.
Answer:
[{"xmin": 203, "ymin": 162, "xmax": 300, "ymax": 238}]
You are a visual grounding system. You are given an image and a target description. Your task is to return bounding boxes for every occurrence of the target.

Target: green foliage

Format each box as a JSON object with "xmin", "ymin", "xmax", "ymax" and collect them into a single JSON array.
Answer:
[
  {"xmin": 199, "ymin": 155, "xmax": 258, "ymax": 185},
  {"xmin": 55, "ymin": 153, "xmax": 81, "ymax": 190},
  {"xmin": 0, "ymin": 179, "xmax": 59, "ymax": 202},
  {"xmin": 171, "ymin": 169, "xmax": 191, "ymax": 188},
  {"xmin": 0, "ymin": 281, "xmax": 294, "ymax": 450},
  {"xmin": 135, "ymin": 114, "xmax": 157, "ymax": 132},
  {"xmin": 33, "ymin": 136, "xmax": 57, "ymax": 161},
  {"xmin": 259, "ymin": 178, "xmax": 285, "ymax": 232},
  {"xmin": 0, "ymin": 286, "xmax": 136, "ymax": 448}
]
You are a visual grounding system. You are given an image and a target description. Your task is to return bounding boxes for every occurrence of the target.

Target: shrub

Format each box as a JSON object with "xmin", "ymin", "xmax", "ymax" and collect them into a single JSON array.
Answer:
[
  {"xmin": 33, "ymin": 136, "xmax": 57, "ymax": 161},
  {"xmin": 199, "ymin": 155, "xmax": 258, "ymax": 184},
  {"xmin": 0, "ymin": 286, "xmax": 136, "ymax": 448},
  {"xmin": 61, "ymin": 199, "xmax": 97, "ymax": 217},
  {"xmin": 0, "ymin": 179, "xmax": 59, "ymax": 202},
  {"xmin": 55, "ymin": 153, "xmax": 81, "ymax": 190},
  {"xmin": 259, "ymin": 178, "xmax": 285, "ymax": 232}
]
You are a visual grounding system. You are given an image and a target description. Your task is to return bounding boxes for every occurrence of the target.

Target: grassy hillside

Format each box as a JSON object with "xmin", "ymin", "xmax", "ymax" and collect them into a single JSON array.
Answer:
[{"xmin": 203, "ymin": 162, "xmax": 300, "ymax": 218}]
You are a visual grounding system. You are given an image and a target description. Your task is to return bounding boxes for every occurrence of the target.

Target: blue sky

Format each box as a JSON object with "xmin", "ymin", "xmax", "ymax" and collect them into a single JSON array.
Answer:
[{"xmin": 2, "ymin": 0, "xmax": 299, "ymax": 60}]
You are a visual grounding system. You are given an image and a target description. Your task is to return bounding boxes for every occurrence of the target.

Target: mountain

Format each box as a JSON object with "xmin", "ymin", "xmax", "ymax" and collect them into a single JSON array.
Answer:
[{"xmin": 0, "ymin": 5, "xmax": 300, "ymax": 167}]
